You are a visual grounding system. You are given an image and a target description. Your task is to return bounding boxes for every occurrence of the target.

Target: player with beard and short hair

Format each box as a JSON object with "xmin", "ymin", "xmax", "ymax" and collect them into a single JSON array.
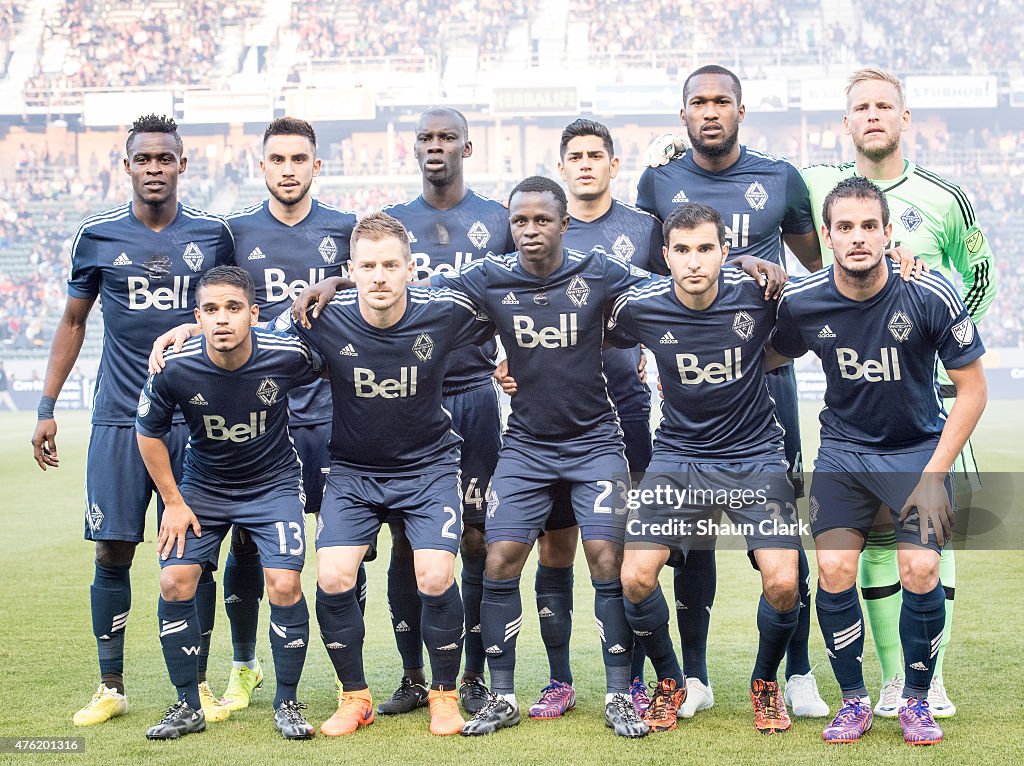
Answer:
[
  {"xmin": 638, "ymin": 65, "xmax": 828, "ymax": 720},
  {"xmin": 31, "ymin": 114, "xmax": 233, "ymax": 726},
  {"xmin": 801, "ymin": 68, "xmax": 997, "ymax": 718}
]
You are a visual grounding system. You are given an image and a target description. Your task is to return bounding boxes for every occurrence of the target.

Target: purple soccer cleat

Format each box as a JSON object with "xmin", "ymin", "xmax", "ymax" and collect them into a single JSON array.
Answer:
[{"xmin": 822, "ymin": 697, "xmax": 873, "ymax": 743}]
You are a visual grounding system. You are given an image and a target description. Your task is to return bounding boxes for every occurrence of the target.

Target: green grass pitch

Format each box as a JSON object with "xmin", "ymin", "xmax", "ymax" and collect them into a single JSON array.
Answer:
[{"xmin": 0, "ymin": 404, "xmax": 1021, "ymax": 765}]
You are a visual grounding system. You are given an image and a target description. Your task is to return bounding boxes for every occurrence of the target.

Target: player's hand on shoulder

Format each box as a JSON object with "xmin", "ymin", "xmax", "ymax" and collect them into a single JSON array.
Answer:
[
  {"xmin": 732, "ymin": 255, "xmax": 788, "ymax": 300},
  {"xmin": 149, "ymin": 323, "xmax": 200, "ymax": 374},
  {"xmin": 292, "ymin": 276, "xmax": 347, "ymax": 328},
  {"xmin": 158, "ymin": 498, "xmax": 201, "ymax": 560},
  {"xmin": 885, "ymin": 245, "xmax": 929, "ymax": 281},
  {"xmin": 900, "ymin": 474, "xmax": 954, "ymax": 547},
  {"xmin": 493, "ymin": 359, "xmax": 517, "ymax": 396},
  {"xmin": 644, "ymin": 133, "xmax": 688, "ymax": 168},
  {"xmin": 31, "ymin": 418, "xmax": 58, "ymax": 471}
]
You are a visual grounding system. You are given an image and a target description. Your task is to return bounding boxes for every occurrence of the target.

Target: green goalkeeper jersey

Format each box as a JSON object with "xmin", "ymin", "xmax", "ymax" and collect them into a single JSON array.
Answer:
[{"xmin": 801, "ymin": 160, "xmax": 996, "ymax": 323}]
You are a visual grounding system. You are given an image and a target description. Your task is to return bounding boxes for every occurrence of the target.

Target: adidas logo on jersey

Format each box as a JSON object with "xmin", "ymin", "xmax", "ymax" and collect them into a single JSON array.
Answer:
[
  {"xmin": 223, "ymin": 593, "xmax": 241, "ymax": 604},
  {"xmin": 469, "ymin": 624, "xmax": 481, "ymax": 633},
  {"xmin": 502, "ymin": 292, "xmax": 519, "ymax": 305},
  {"xmin": 436, "ymin": 643, "xmax": 460, "ymax": 651},
  {"xmin": 607, "ymin": 644, "xmax": 627, "ymax": 654},
  {"xmin": 910, "ymin": 661, "xmax": 928, "ymax": 671},
  {"xmin": 284, "ymin": 638, "xmax": 306, "ymax": 649},
  {"xmin": 395, "ymin": 621, "xmax": 411, "ymax": 633},
  {"xmin": 672, "ymin": 190, "xmax": 689, "ymax": 203},
  {"xmin": 485, "ymin": 645, "xmax": 502, "ymax": 655},
  {"xmin": 339, "ymin": 344, "xmax": 358, "ymax": 356},
  {"xmin": 818, "ymin": 325, "xmax": 836, "ymax": 339},
  {"xmin": 675, "ymin": 600, "xmax": 686, "ymax": 610},
  {"xmin": 113, "ymin": 253, "xmax": 132, "ymax": 266},
  {"xmin": 325, "ymin": 641, "xmax": 346, "ymax": 650},
  {"xmin": 538, "ymin": 607, "xmax": 555, "ymax": 618},
  {"xmin": 189, "ymin": 392, "xmax": 209, "ymax": 405},
  {"xmin": 659, "ymin": 332, "xmax": 678, "ymax": 344},
  {"xmin": 248, "ymin": 247, "xmax": 266, "ymax": 260}
]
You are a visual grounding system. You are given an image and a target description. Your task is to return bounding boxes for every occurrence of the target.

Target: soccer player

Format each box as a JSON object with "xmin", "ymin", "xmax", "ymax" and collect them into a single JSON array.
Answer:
[
  {"xmin": 801, "ymin": 68, "xmax": 997, "ymax": 717},
  {"xmin": 523, "ymin": 118, "xmax": 665, "ymax": 720},
  {"xmin": 217, "ymin": 116, "xmax": 357, "ymax": 712},
  {"xmin": 377, "ymin": 107, "xmax": 514, "ymax": 715},
  {"xmin": 286, "ymin": 212, "xmax": 495, "ymax": 737},
  {"xmin": 771, "ymin": 177, "xmax": 987, "ymax": 744},
  {"xmin": 30, "ymin": 114, "xmax": 233, "ymax": 726},
  {"xmin": 638, "ymin": 64, "xmax": 827, "ymax": 718},
  {"xmin": 608, "ymin": 203, "xmax": 803, "ymax": 735},
  {"xmin": 137, "ymin": 266, "xmax": 319, "ymax": 741}
]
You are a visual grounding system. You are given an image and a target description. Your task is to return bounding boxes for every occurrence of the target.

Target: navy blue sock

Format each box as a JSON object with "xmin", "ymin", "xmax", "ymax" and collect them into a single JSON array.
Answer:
[
  {"xmin": 624, "ymin": 585, "xmax": 682, "ymax": 685},
  {"xmin": 535, "ymin": 564, "xmax": 573, "ymax": 683},
  {"xmin": 816, "ymin": 583, "xmax": 867, "ymax": 699},
  {"xmin": 269, "ymin": 597, "xmax": 309, "ymax": 707},
  {"xmin": 316, "ymin": 586, "xmax": 366, "ymax": 691},
  {"xmin": 900, "ymin": 582, "xmax": 946, "ymax": 699},
  {"xmin": 480, "ymin": 575, "xmax": 522, "ymax": 695},
  {"xmin": 387, "ymin": 554, "xmax": 423, "ymax": 671},
  {"xmin": 420, "ymin": 584, "xmax": 465, "ymax": 690},
  {"xmin": 592, "ymin": 577, "xmax": 632, "ymax": 694},
  {"xmin": 674, "ymin": 549, "xmax": 715, "ymax": 685},
  {"xmin": 195, "ymin": 568, "xmax": 216, "ymax": 680},
  {"xmin": 356, "ymin": 563, "xmax": 367, "ymax": 615},
  {"xmin": 92, "ymin": 563, "xmax": 131, "ymax": 688},
  {"xmin": 461, "ymin": 553, "xmax": 486, "ymax": 676},
  {"xmin": 751, "ymin": 595, "xmax": 800, "ymax": 686},
  {"xmin": 158, "ymin": 596, "xmax": 201, "ymax": 710},
  {"xmin": 785, "ymin": 548, "xmax": 813, "ymax": 678},
  {"xmin": 224, "ymin": 549, "xmax": 263, "ymax": 663}
]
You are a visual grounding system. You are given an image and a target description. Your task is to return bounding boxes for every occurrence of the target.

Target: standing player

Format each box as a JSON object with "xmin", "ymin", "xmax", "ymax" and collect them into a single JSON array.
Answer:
[
  {"xmin": 609, "ymin": 203, "xmax": 803, "ymax": 735},
  {"xmin": 378, "ymin": 107, "xmax": 514, "ymax": 715},
  {"xmin": 523, "ymin": 118, "xmax": 664, "ymax": 720},
  {"xmin": 801, "ymin": 68, "xmax": 997, "ymax": 717},
  {"xmin": 30, "ymin": 115, "xmax": 233, "ymax": 726},
  {"xmin": 638, "ymin": 64, "xmax": 827, "ymax": 718},
  {"xmin": 137, "ymin": 266, "xmax": 319, "ymax": 741},
  {"xmin": 217, "ymin": 117, "xmax": 357, "ymax": 712},
  {"xmin": 286, "ymin": 212, "xmax": 495, "ymax": 737},
  {"xmin": 772, "ymin": 177, "xmax": 986, "ymax": 744}
]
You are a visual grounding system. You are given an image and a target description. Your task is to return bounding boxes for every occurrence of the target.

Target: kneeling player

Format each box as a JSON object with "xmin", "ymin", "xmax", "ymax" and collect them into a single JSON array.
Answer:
[
  {"xmin": 771, "ymin": 178, "xmax": 987, "ymax": 745},
  {"xmin": 608, "ymin": 204, "xmax": 803, "ymax": 735},
  {"xmin": 136, "ymin": 266, "xmax": 320, "ymax": 740}
]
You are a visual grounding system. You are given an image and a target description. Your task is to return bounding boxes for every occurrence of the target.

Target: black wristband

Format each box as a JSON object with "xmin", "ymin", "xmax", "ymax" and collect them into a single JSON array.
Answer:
[{"xmin": 37, "ymin": 396, "xmax": 57, "ymax": 420}]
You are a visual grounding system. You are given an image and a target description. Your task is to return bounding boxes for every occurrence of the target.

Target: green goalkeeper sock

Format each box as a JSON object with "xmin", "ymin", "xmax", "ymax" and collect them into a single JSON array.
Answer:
[
  {"xmin": 934, "ymin": 548, "xmax": 955, "ymax": 678},
  {"xmin": 859, "ymin": 531, "xmax": 903, "ymax": 683}
]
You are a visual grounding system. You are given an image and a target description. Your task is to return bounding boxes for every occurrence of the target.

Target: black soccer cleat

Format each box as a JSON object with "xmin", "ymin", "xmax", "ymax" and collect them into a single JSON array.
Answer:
[
  {"xmin": 459, "ymin": 676, "xmax": 491, "ymax": 715},
  {"xmin": 274, "ymin": 700, "xmax": 315, "ymax": 740},
  {"xmin": 146, "ymin": 700, "xmax": 206, "ymax": 740},
  {"xmin": 377, "ymin": 676, "xmax": 429, "ymax": 715},
  {"xmin": 460, "ymin": 694, "xmax": 521, "ymax": 736},
  {"xmin": 605, "ymin": 693, "xmax": 650, "ymax": 738}
]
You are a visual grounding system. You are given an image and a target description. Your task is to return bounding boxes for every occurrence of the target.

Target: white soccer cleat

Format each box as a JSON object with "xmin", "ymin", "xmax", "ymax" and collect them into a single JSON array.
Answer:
[
  {"xmin": 874, "ymin": 676, "xmax": 904, "ymax": 718},
  {"xmin": 677, "ymin": 677, "xmax": 714, "ymax": 718},
  {"xmin": 784, "ymin": 671, "xmax": 830, "ymax": 718},
  {"xmin": 927, "ymin": 676, "xmax": 957, "ymax": 718}
]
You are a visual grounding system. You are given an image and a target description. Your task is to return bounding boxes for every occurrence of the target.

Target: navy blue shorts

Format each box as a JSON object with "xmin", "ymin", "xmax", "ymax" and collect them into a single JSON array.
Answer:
[
  {"xmin": 319, "ymin": 469, "xmax": 462, "ymax": 554},
  {"xmin": 291, "ymin": 421, "xmax": 331, "ymax": 515},
  {"xmin": 86, "ymin": 423, "xmax": 188, "ymax": 542},
  {"xmin": 767, "ymin": 365, "xmax": 804, "ymax": 497},
  {"xmin": 158, "ymin": 482, "xmax": 306, "ymax": 571},
  {"xmin": 486, "ymin": 423, "xmax": 630, "ymax": 545},
  {"xmin": 626, "ymin": 454, "xmax": 803, "ymax": 557},
  {"xmin": 446, "ymin": 383, "xmax": 501, "ymax": 529},
  {"xmin": 809, "ymin": 446, "xmax": 953, "ymax": 554}
]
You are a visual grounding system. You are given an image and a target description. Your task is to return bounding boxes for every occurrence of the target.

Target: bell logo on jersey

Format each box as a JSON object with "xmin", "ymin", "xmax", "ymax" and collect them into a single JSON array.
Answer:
[
  {"xmin": 412, "ymin": 251, "xmax": 477, "ymax": 279},
  {"xmin": 264, "ymin": 268, "xmax": 331, "ymax": 303},
  {"xmin": 726, "ymin": 213, "xmax": 751, "ymax": 249},
  {"xmin": 204, "ymin": 412, "xmax": 268, "ymax": 442},
  {"xmin": 675, "ymin": 348, "xmax": 743, "ymax": 385},
  {"xmin": 354, "ymin": 367, "xmax": 418, "ymax": 398},
  {"xmin": 513, "ymin": 314, "xmax": 578, "ymax": 349},
  {"xmin": 128, "ymin": 276, "xmax": 190, "ymax": 310},
  {"xmin": 837, "ymin": 348, "xmax": 902, "ymax": 382}
]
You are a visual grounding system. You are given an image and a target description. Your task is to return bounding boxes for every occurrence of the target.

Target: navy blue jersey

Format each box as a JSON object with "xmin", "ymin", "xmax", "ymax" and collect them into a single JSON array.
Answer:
[
  {"xmin": 565, "ymin": 199, "xmax": 664, "ymax": 421},
  {"xmin": 68, "ymin": 202, "xmax": 234, "ymax": 425},
  {"xmin": 773, "ymin": 264, "xmax": 985, "ymax": 452},
  {"xmin": 434, "ymin": 249, "xmax": 654, "ymax": 440},
  {"xmin": 384, "ymin": 190, "xmax": 515, "ymax": 394},
  {"xmin": 281, "ymin": 286, "xmax": 494, "ymax": 475},
  {"xmin": 607, "ymin": 268, "xmax": 785, "ymax": 459},
  {"xmin": 136, "ymin": 328, "xmax": 321, "ymax": 493},
  {"xmin": 227, "ymin": 198, "xmax": 356, "ymax": 426},
  {"xmin": 636, "ymin": 147, "xmax": 814, "ymax": 266}
]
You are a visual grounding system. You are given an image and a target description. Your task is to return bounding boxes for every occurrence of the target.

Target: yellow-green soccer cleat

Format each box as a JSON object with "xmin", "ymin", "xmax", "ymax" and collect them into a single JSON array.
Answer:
[
  {"xmin": 199, "ymin": 681, "xmax": 231, "ymax": 722},
  {"xmin": 220, "ymin": 661, "xmax": 264, "ymax": 712},
  {"xmin": 73, "ymin": 684, "xmax": 128, "ymax": 726}
]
